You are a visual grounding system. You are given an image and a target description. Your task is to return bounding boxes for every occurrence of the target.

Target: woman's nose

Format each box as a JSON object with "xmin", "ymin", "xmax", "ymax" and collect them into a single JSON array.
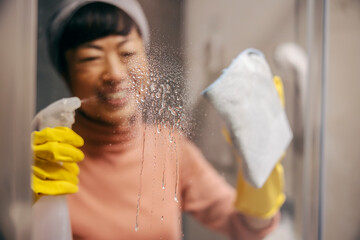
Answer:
[{"xmin": 102, "ymin": 56, "xmax": 127, "ymax": 85}]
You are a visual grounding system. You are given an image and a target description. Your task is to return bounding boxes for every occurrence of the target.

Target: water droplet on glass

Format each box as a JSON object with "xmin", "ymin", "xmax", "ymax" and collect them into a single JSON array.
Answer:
[
  {"xmin": 135, "ymin": 125, "xmax": 147, "ymax": 235},
  {"xmin": 161, "ymin": 216, "xmax": 164, "ymax": 221},
  {"xmin": 168, "ymin": 107, "xmax": 176, "ymax": 116},
  {"xmin": 174, "ymin": 195, "xmax": 179, "ymax": 203},
  {"xmin": 135, "ymin": 223, "xmax": 139, "ymax": 232}
]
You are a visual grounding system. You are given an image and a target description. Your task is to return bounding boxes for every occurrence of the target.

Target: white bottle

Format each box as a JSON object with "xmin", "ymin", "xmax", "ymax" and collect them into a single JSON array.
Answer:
[{"xmin": 32, "ymin": 97, "xmax": 81, "ymax": 240}]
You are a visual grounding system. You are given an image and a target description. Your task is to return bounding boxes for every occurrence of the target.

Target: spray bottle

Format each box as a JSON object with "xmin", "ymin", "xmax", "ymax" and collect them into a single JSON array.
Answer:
[{"xmin": 31, "ymin": 97, "xmax": 81, "ymax": 240}]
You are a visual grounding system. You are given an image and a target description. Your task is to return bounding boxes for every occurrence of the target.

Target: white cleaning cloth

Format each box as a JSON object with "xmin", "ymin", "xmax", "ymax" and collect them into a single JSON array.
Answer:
[{"xmin": 202, "ymin": 48, "xmax": 293, "ymax": 188}]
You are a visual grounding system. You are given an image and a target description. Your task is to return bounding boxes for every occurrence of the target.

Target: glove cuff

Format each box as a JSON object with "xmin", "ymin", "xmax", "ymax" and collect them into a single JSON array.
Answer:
[{"xmin": 234, "ymin": 163, "xmax": 286, "ymax": 219}]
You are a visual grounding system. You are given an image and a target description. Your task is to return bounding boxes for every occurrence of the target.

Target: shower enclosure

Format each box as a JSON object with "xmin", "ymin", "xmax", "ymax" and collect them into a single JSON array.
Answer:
[{"xmin": 1, "ymin": 0, "xmax": 360, "ymax": 239}]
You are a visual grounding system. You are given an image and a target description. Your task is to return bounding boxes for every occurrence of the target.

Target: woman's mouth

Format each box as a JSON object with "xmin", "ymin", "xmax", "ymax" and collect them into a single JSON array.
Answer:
[{"xmin": 99, "ymin": 90, "xmax": 131, "ymax": 107}]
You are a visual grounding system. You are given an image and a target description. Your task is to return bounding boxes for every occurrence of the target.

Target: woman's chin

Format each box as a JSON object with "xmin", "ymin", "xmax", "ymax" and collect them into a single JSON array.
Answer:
[{"xmin": 97, "ymin": 108, "xmax": 140, "ymax": 126}]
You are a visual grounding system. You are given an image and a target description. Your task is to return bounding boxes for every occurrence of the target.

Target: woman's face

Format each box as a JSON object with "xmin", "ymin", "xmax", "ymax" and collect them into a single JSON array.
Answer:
[{"xmin": 65, "ymin": 28, "xmax": 149, "ymax": 126}]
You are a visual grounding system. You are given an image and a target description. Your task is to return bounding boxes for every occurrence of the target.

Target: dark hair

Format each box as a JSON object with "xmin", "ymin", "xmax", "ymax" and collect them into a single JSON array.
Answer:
[{"xmin": 58, "ymin": 2, "xmax": 140, "ymax": 75}]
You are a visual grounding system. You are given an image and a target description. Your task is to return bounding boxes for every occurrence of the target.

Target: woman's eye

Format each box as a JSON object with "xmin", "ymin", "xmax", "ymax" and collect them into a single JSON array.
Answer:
[
  {"xmin": 79, "ymin": 56, "xmax": 100, "ymax": 62},
  {"xmin": 122, "ymin": 52, "xmax": 136, "ymax": 58}
]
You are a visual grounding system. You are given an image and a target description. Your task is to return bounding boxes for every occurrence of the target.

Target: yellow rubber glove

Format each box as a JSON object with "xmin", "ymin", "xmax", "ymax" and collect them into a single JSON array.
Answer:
[
  {"xmin": 229, "ymin": 76, "xmax": 286, "ymax": 219},
  {"xmin": 32, "ymin": 127, "xmax": 84, "ymax": 198}
]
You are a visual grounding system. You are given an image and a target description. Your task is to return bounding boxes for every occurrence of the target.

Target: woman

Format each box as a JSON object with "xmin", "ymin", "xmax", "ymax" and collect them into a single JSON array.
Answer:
[{"xmin": 32, "ymin": 0, "xmax": 284, "ymax": 239}]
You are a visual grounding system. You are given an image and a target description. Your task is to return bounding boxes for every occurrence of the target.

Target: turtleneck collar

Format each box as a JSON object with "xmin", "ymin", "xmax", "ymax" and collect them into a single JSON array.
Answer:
[{"xmin": 73, "ymin": 110, "xmax": 144, "ymax": 154}]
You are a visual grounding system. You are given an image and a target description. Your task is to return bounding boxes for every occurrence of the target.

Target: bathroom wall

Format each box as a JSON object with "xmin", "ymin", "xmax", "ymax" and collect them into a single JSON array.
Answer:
[{"xmin": 324, "ymin": 1, "xmax": 360, "ymax": 239}]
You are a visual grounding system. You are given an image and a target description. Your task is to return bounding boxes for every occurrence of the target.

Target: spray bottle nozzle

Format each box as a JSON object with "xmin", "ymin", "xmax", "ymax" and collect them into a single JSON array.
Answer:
[{"xmin": 32, "ymin": 97, "xmax": 81, "ymax": 130}]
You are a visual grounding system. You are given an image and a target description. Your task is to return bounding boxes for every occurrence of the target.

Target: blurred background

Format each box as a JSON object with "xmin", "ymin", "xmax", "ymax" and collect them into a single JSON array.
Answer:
[{"xmin": 1, "ymin": 0, "xmax": 359, "ymax": 239}]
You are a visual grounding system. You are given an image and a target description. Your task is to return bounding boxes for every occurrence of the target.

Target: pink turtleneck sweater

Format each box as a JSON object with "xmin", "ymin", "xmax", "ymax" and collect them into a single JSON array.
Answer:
[{"xmin": 68, "ymin": 112, "xmax": 279, "ymax": 240}]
